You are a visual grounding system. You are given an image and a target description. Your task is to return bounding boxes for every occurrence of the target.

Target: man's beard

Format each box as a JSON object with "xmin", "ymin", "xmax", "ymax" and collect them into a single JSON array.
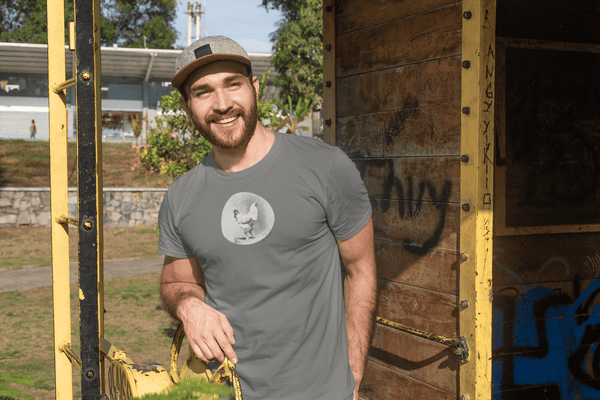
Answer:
[{"xmin": 193, "ymin": 100, "xmax": 259, "ymax": 150}]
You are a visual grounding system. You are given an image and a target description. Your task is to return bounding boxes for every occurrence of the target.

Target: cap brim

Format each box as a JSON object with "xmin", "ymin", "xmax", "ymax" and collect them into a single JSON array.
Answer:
[{"xmin": 172, "ymin": 54, "xmax": 251, "ymax": 89}]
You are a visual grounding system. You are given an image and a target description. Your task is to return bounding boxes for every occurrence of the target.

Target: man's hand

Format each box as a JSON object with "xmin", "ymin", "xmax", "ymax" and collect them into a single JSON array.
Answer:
[
  {"xmin": 160, "ymin": 256, "xmax": 238, "ymax": 365},
  {"xmin": 177, "ymin": 295, "xmax": 238, "ymax": 364}
]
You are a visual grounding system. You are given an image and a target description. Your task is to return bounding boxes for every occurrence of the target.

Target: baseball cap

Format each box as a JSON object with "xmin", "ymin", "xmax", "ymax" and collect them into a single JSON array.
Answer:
[{"xmin": 172, "ymin": 36, "xmax": 252, "ymax": 90}]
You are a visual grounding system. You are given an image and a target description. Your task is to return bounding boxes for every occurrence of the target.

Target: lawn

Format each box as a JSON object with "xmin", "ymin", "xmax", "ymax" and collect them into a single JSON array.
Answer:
[
  {"xmin": 0, "ymin": 274, "xmax": 176, "ymax": 400},
  {"xmin": 0, "ymin": 140, "xmax": 172, "ymax": 188}
]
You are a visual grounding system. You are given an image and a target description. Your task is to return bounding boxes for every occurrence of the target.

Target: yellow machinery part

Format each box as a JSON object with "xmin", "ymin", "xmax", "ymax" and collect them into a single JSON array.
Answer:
[
  {"xmin": 102, "ymin": 322, "xmax": 243, "ymax": 400},
  {"xmin": 108, "ymin": 359, "xmax": 173, "ymax": 400}
]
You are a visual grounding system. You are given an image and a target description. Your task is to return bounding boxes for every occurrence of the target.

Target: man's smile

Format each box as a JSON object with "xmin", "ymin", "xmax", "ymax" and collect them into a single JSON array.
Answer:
[{"xmin": 214, "ymin": 116, "xmax": 239, "ymax": 125}]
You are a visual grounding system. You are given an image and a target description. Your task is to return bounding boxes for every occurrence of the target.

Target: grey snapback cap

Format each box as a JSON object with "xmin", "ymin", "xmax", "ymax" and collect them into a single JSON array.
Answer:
[{"xmin": 172, "ymin": 36, "xmax": 252, "ymax": 89}]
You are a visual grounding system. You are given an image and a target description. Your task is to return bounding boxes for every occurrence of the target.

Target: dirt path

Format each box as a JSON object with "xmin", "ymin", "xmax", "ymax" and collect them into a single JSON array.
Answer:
[{"xmin": 0, "ymin": 256, "xmax": 164, "ymax": 292}]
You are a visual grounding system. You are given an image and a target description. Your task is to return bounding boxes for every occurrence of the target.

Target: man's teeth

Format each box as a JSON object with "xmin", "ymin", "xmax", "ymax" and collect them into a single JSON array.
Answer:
[{"xmin": 215, "ymin": 116, "xmax": 238, "ymax": 124}]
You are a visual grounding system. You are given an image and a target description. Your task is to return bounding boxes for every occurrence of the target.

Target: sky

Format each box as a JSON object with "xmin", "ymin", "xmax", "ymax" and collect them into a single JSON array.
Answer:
[{"xmin": 173, "ymin": 0, "xmax": 283, "ymax": 53}]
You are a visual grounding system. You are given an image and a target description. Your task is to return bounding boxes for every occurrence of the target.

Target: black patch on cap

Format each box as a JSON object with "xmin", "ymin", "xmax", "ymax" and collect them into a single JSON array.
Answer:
[{"xmin": 194, "ymin": 44, "xmax": 213, "ymax": 59}]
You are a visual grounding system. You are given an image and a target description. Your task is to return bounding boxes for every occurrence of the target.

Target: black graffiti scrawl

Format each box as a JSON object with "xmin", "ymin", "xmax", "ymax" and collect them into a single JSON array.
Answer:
[{"xmin": 356, "ymin": 159, "xmax": 452, "ymax": 256}]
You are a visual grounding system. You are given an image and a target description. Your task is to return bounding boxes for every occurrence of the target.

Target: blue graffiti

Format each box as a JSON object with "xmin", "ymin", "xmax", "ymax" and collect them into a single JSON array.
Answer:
[{"xmin": 492, "ymin": 257, "xmax": 600, "ymax": 399}]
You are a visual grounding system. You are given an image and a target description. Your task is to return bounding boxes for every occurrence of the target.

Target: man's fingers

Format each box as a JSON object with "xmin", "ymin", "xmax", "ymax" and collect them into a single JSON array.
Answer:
[
  {"xmin": 191, "ymin": 341, "xmax": 214, "ymax": 364},
  {"xmin": 214, "ymin": 330, "xmax": 238, "ymax": 364},
  {"xmin": 219, "ymin": 314, "xmax": 235, "ymax": 345}
]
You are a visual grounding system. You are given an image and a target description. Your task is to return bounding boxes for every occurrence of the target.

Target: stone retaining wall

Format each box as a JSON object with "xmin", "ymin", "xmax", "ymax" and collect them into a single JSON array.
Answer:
[{"xmin": 0, "ymin": 188, "xmax": 167, "ymax": 227}]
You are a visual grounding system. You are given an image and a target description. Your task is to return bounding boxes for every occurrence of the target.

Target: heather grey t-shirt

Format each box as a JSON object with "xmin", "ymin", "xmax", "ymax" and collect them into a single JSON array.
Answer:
[{"xmin": 158, "ymin": 132, "xmax": 372, "ymax": 400}]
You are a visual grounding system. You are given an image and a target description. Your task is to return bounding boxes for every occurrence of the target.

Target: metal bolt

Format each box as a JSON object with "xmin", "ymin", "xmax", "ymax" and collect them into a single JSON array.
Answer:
[
  {"xmin": 460, "ymin": 154, "xmax": 469, "ymax": 163},
  {"xmin": 462, "ymin": 203, "xmax": 470, "ymax": 212},
  {"xmin": 83, "ymin": 220, "xmax": 93, "ymax": 230},
  {"xmin": 463, "ymin": 11, "xmax": 472, "ymax": 19},
  {"xmin": 82, "ymin": 71, "xmax": 91, "ymax": 80},
  {"xmin": 325, "ymin": 81, "xmax": 332, "ymax": 88},
  {"xmin": 454, "ymin": 347, "xmax": 465, "ymax": 356},
  {"xmin": 86, "ymin": 369, "xmax": 95, "ymax": 379},
  {"xmin": 460, "ymin": 252, "xmax": 468, "ymax": 261},
  {"xmin": 462, "ymin": 60, "xmax": 471, "ymax": 69},
  {"xmin": 325, "ymin": 119, "xmax": 332, "ymax": 127},
  {"xmin": 460, "ymin": 300, "xmax": 469, "ymax": 309},
  {"xmin": 325, "ymin": 44, "xmax": 332, "ymax": 51},
  {"xmin": 94, "ymin": 395, "xmax": 109, "ymax": 400},
  {"xmin": 325, "ymin": 5, "xmax": 332, "ymax": 12},
  {"xmin": 462, "ymin": 106, "xmax": 470, "ymax": 115}
]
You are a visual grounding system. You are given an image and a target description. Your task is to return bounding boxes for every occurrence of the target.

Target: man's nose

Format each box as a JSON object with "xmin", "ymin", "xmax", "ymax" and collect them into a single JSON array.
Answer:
[{"xmin": 212, "ymin": 89, "xmax": 233, "ymax": 113}]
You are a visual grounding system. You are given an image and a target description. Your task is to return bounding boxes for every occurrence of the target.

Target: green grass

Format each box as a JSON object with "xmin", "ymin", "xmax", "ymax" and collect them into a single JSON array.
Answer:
[{"xmin": 0, "ymin": 274, "xmax": 174, "ymax": 399}]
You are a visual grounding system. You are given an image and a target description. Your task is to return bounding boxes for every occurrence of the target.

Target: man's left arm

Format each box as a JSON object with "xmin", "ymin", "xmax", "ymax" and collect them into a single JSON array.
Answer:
[{"xmin": 337, "ymin": 217, "xmax": 378, "ymax": 399}]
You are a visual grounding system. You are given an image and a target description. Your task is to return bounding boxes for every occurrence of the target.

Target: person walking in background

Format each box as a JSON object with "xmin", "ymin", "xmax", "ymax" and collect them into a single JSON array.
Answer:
[{"xmin": 29, "ymin": 119, "xmax": 36, "ymax": 139}]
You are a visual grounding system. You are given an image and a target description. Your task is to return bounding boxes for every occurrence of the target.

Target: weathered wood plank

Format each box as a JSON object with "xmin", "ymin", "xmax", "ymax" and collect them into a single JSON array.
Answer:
[
  {"xmin": 338, "ymin": 104, "xmax": 461, "ymax": 157},
  {"xmin": 337, "ymin": 57, "xmax": 461, "ymax": 117},
  {"xmin": 372, "ymin": 199, "xmax": 459, "ymax": 254},
  {"xmin": 354, "ymin": 157, "xmax": 460, "ymax": 202},
  {"xmin": 336, "ymin": 0, "xmax": 459, "ymax": 35},
  {"xmin": 494, "ymin": 233, "xmax": 600, "ymax": 286},
  {"xmin": 337, "ymin": 3, "xmax": 462, "ymax": 77},
  {"xmin": 369, "ymin": 323, "xmax": 459, "ymax": 393},
  {"xmin": 378, "ymin": 279, "xmax": 458, "ymax": 337},
  {"xmin": 359, "ymin": 360, "xmax": 456, "ymax": 400},
  {"xmin": 375, "ymin": 239, "xmax": 458, "ymax": 295}
]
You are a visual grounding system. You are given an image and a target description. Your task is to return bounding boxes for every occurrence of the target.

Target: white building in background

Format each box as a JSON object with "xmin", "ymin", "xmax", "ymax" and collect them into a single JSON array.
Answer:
[{"xmin": 0, "ymin": 42, "xmax": 280, "ymax": 141}]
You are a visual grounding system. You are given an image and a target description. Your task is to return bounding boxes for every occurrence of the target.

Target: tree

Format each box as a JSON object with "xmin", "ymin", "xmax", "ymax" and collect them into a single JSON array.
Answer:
[
  {"xmin": 0, "ymin": 0, "xmax": 177, "ymax": 49},
  {"xmin": 138, "ymin": 90, "xmax": 212, "ymax": 180},
  {"xmin": 266, "ymin": 0, "xmax": 323, "ymax": 110}
]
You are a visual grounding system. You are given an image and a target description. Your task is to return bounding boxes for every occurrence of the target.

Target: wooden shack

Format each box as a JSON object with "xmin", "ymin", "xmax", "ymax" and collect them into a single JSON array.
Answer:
[{"xmin": 323, "ymin": 1, "xmax": 600, "ymax": 399}]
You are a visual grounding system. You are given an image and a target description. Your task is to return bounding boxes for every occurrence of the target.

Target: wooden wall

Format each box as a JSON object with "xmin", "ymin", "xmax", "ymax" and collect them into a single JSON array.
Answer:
[
  {"xmin": 492, "ymin": 1, "xmax": 600, "ymax": 399},
  {"xmin": 333, "ymin": 1, "xmax": 464, "ymax": 398}
]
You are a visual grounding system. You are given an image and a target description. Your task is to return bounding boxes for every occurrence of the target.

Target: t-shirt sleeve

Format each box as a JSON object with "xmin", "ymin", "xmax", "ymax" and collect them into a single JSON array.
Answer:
[
  {"xmin": 325, "ymin": 148, "xmax": 372, "ymax": 241},
  {"xmin": 158, "ymin": 190, "xmax": 193, "ymax": 258}
]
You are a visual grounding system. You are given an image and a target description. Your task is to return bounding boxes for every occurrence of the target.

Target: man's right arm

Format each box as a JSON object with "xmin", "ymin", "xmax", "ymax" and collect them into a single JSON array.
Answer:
[{"xmin": 160, "ymin": 256, "xmax": 238, "ymax": 364}]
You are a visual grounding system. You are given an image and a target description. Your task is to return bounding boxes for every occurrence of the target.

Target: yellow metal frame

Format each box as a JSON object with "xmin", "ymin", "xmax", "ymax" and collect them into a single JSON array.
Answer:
[
  {"xmin": 47, "ymin": 0, "xmax": 73, "ymax": 397},
  {"xmin": 494, "ymin": 37, "xmax": 600, "ymax": 236},
  {"xmin": 48, "ymin": 0, "xmax": 104, "ymax": 396},
  {"xmin": 460, "ymin": 0, "xmax": 496, "ymax": 399},
  {"xmin": 322, "ymin": 0, "xmax": 336, "ymax": 146}
]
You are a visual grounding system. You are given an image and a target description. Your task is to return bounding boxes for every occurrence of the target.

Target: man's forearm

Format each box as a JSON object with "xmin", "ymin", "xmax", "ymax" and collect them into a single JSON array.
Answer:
[
  {"xmin": 345, "ymin": 268, "xmax": 377, "ymax": 388},
  {"xmin": 160, "ymin": 281, "xmax": 206, "ymax": 321}
]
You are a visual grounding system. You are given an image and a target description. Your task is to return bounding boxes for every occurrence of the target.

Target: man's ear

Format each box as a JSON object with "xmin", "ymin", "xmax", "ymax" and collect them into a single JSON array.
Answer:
[{"xmin": 252, "ymin": 76, "xmax": 260, "ymax": 100}]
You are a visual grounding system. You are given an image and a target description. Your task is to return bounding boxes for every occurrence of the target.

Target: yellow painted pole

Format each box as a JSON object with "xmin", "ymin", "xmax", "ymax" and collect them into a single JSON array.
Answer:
[
  {"xmin": 47, "ymin": 0, "xmax": 73, "ymax": 397},
  {"xmin": 459, "ymin": 1, "xmax": 496, "ymax": 399}
]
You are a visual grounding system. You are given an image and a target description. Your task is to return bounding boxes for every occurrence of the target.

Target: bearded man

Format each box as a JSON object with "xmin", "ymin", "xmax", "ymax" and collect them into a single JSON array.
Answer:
[{"xmin": 158, "ymin": 36, "xmax": 377, "ymax": 400}]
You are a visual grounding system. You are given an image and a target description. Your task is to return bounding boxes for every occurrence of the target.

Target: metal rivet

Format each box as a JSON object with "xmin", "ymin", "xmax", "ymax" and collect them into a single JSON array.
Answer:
[
  {"xmin": 325, "ymin": 119, "xmax": 332, "ymax": 127},
  {"xmin": 460, "ymin": 252, "xmax": 468, "ymax": 261},
  {"xmin": 325, "ymin": 81, "xmax": 332, "ymax": 88},
  {"xmin": 463, "ymin": 11, "xmax": 472, "ymax": 19},
  {"xmin": 325, "ymin": 5, "xmax": 332, "ymax": 12},
  {"xmin": 325, "ymin": 44, "xmax": 332, "ymax": 51},
  {"xmin": 460, "ymin": 154, "xmax": 469, "ymax": 163},
  {"xmin": 86, "ymin": 370, "xmax": 95, "ymax": 379},
  {"xmin": 83, "ymin": 220, "xmax": 93, "ymax": 230},
  {"xmin": 460, "ymin": 300, "xmax": 469, "ymax": 309},
  {"xmin": 462, "ymin": 107, "xmax": 470, "ymax": 115},
  {"xmin": 462, "ymin": 60, "xmax": 471, "ymax": 69},
  {"xmin": 82, "ymin": 71, "xmax": 91, "ymax": 80},
  {"xmin": 462, "ymin": 203, "xmax": 470, "ymax": 212}
]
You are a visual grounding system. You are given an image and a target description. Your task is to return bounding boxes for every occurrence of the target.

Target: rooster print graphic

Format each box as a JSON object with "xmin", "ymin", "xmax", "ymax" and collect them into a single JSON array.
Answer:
[{"xmin": 221, "ymin": 192, "xmax": 274, "ymax": 245}]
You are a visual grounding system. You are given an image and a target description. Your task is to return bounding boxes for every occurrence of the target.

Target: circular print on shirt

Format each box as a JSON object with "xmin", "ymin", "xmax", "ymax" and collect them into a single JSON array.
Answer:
[{"xmin": 221, "ymin": 192, "xmax": 275, "ymax": 245}]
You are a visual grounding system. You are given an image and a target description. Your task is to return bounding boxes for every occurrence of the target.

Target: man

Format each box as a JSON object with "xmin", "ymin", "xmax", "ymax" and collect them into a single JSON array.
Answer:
[{"xmin": 158, "ymin": 36, "xmax": 377, "ymax": 400}]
